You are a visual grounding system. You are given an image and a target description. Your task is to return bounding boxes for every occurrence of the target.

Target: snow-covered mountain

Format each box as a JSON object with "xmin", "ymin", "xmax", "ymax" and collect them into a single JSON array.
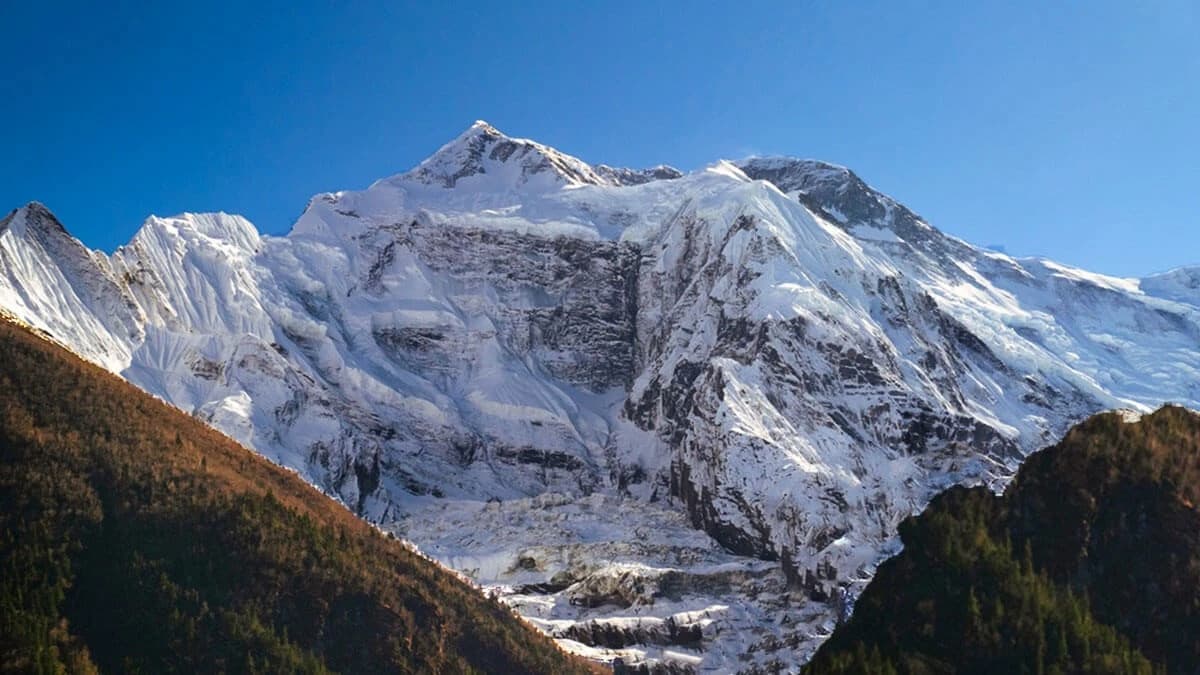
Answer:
[{"xmin": 3, "ymin": 121, "xmax": 1199, "ymax": 672}]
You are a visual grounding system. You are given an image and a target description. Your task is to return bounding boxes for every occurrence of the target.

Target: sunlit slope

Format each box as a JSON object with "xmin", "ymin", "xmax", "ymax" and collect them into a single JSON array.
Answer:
[{"xmin": 0, "ymin": 316, "xmax": 598, "ymax": 674}]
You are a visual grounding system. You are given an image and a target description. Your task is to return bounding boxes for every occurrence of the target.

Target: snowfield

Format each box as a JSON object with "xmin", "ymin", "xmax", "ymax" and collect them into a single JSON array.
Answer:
[{"xmin": 2, "ymin": 121, "xmax": 1199, "ymax": 672}]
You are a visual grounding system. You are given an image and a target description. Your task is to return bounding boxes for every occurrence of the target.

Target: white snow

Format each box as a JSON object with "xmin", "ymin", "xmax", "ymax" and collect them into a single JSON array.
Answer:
[{"xmin": 2, "ymin": 122, "xmax": 1199, "ymax": 671}]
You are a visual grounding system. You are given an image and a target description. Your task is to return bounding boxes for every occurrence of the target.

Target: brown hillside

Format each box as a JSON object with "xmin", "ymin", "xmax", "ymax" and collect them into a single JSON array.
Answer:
[{"xmin": 0, "ymin": 316, "xmax": 601, "ymax": 674}]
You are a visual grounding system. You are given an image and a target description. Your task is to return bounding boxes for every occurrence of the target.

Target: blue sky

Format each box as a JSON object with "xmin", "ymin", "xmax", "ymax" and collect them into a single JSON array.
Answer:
[{"xmin": 2, "ymin": 1, "xmax": 1196, "ymax": 276}]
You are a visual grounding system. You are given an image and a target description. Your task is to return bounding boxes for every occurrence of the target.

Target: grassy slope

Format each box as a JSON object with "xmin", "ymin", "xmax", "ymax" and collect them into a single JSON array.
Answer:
[{"xmin": 0, "ymin": 317, "xmax": 600, "ymax": 674}]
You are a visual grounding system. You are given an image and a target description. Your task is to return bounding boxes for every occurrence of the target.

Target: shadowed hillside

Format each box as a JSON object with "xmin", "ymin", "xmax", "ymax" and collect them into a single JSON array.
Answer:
[
  {"xmin": 0, "ymin": 317, "xmax": 599, "ymax": 674},
  {"xmin": 805, "ymin": 406, "xmax": 1200, "ymax": 674}
]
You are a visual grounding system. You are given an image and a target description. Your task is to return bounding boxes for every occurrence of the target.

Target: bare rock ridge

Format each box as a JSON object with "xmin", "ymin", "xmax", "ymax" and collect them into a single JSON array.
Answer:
[{"xmin": 1, "ymin": 122, "xmax": 1199, "ymax": 671}]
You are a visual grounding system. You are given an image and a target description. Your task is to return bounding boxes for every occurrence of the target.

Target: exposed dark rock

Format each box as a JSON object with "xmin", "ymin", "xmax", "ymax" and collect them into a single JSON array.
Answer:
[
  {"xmin": 495, "ymin": 446, "xmax": 586, "ymax": 472},
  {"xmin": 559, "ymin": 616, "xmax": 703, "ymax": 650}
]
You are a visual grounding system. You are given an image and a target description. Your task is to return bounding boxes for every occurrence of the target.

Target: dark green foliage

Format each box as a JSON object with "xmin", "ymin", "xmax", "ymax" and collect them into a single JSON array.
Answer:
[
  {"xmin": 807, "ymin": 407, "xmax": 1200, "ymax": 674},
  {"xmin": 0, "ymin": 319, "xmax": 598, "ymax": 674}
]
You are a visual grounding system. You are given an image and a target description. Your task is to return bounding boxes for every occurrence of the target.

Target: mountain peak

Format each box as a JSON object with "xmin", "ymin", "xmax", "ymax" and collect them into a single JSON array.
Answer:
[
  {"xmin": 467, "ymin": 119, "xmax": 501, "ymax": 135},
  {"xmin": 1, "ymin": 201, "xmax": 71, "ymax": 241},
  {"xmin": 398, "ymin": 121, "xmax": 681, "ymax": 191},
  {"xmin": 400, "ymin": 120, "xmax": 606, "ymax": 190},
  {"xmin": 735, "ymin": 156, "xmax": 935, "ymax": 240},
  {"xmin": 444, "ymin": 119, "xmax": 507, "ymax": 149},
  {"xmin": 129, "ymin": 212, "xmax": 262, "ymax": 254},
  {"xmin": 735, "ymin": 157, "xmax": 859, "ymax": 200},
  {"xmin": 19, "ymin": 200, "xmax": 55, "ymax": 218}
]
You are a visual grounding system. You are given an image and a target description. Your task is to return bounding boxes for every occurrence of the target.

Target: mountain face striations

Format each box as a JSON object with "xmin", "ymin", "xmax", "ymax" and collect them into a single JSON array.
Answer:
[{"xmin": 2, "ymin": 122, "xmax": 1199, "ymax": 671}]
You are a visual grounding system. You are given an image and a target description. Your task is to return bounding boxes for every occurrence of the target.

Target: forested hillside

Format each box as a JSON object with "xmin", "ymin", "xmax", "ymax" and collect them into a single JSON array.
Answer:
[
  {"xmin": 0, "ymin": 317, "xmax": 598, "ymax": 674},
  {"xmin": 806, "ymin": 406, "xmax": 1200, "ymax": 674}
]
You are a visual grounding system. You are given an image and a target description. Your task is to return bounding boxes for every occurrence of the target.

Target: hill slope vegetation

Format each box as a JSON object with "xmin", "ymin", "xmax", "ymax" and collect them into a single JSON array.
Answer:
[
  {"xmin": 0, "ymin": 318, "xmax": 596, "ymax": 674},
  {"xmin": 806, "ymin": 406, "xmax": 1200, "ymax": 674}
]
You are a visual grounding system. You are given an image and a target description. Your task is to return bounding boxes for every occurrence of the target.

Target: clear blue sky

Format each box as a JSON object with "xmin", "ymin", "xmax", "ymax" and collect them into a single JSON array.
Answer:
[{"xmin": 3, "ymin": 2, "xmax": 1197, "ymax": 276}]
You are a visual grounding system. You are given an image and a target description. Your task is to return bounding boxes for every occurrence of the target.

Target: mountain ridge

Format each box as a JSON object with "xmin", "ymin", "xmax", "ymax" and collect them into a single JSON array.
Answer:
[{"xmin": 3, "ymin": 122, "xmax": 1200, "ymax": 670}]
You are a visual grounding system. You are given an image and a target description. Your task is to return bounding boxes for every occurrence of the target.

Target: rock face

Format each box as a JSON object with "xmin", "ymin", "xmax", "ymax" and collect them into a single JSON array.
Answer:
[{"xmin": 2, "ymin": 122, "xmax": 1199, "ymax": 671}]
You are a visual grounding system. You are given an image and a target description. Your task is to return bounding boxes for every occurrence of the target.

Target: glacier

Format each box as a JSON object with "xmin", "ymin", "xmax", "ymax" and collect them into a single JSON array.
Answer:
[{"xmin": 2, "ymin": 120, "xmax": 1199, "ymax": 672}]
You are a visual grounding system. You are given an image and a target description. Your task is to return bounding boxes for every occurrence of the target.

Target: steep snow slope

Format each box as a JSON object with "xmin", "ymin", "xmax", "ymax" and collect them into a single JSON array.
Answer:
[
  {"xmin": 0, "ymin": 203, "xmax": 142, "ymax": 370},
  {"xmin": 2, "ymin": 123, "xmax": 1198, "ymax": 671}
]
